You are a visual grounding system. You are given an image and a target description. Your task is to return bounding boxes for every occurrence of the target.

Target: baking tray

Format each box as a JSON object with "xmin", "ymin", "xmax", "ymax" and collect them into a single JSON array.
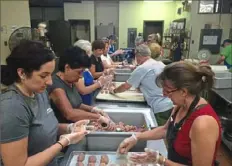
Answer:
[
  {"xmin": 66, "ymin": 151, "xmax": 159, "ymax": 166},
  {"xmin": 97, "ymin": 82, "xmax": 145, "ymax": 103},
  {"xmin": 66, "ymin": 151, "xmax": 128, "ymax": 166},
  {"xmin": 96, "ymin": 92, "xmax": 145, "ymax": 103}
]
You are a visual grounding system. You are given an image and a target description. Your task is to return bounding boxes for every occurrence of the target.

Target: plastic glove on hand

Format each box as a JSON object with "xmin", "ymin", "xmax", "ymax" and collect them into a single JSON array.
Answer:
[
  {"xmin": 92, "ymin": 107, "xmax": 110, "ymax": 119},
  {"xmin": 98, "ymin": 116, "xmax": 115, "ymax": 131},
  {"xmin": 117, "ymin": 134, "xmax": 138, "ymax": 154},
  {"xmin": 115, "ymin": 49, "xmax": 124, "ymax": 55},
  {"xmin": 60, "ymin": 120, "xmax": 91, "ymax": 145},
  {"xmin": 97, "ymin": 76, "xmax": 108, "ymax": 87}
]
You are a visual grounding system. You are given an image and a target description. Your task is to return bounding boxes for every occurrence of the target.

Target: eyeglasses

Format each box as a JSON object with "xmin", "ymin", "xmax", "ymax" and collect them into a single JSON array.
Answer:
[{"xmin": 163, "ymin": 88, "xmax": 179, "ymax": 96}]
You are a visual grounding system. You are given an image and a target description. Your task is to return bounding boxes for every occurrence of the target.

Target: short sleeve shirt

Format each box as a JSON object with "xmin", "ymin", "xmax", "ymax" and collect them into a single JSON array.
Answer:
[
  {"xmin": 101, "ymin": 54, "xmax": 112, "ymax": 66},
  {"xmin": 90, "ymin": 55, "xmax": 104, "ymax": 72},
  {"xmin": 221, "ymin": 44, "xmax": 232, "ymax": 65},
  {"xmin": 0, "ymin": 85, "xmax": 59, "ymax": 165},
  {"xmin": 127, "ymin": 59, "xmax": 173, "ymax": 113},
  {"xmin": 47, "ymin": 75, "xmax": 83, "ymax": 123}
]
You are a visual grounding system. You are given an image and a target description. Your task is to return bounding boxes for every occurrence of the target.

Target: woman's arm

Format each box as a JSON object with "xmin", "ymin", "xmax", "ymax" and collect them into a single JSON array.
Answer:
[
  {"xmin": 162, "ymin": 115, "xmax": 219, "ymax": 166},
  {"xmin": 79, "ymin": 103, "xmax": 93, "ymax": 112},
  {"xmin": 1, "ymin": 137, "xmax": 69, "ymax": 166},
  {"xmin": 75, "ymin": 78, "xmax": 100, "ymax": 95},
  {"xmin": 136, "ymin": 116, "xmax": 171, "ymax": 141},
  {"xmin": 190, "ymin": 115, "xmax": 219, "ymax": 166},
  {"xmin": 102, "ymin": 60, "xmax": 112, "ymax": 69},
  {"xmin": 50, "ymin": 89, "xmax": 100, "ymax": 121},
  {"xmin": 89, "ymin": 64, "xmax": 103, "ymax": 79}
]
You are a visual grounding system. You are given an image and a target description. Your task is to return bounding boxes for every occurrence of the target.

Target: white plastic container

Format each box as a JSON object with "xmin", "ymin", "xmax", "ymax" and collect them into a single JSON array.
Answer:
[{"xmin": 213, "ymin": 71, "xmax": 232, "ymax": 89}]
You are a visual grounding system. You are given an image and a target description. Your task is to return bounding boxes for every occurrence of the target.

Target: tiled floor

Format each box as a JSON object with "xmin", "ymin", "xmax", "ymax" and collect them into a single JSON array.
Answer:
[{"xmin": 216, "ymin": 144, "xmax": 232, "ymax": 166}]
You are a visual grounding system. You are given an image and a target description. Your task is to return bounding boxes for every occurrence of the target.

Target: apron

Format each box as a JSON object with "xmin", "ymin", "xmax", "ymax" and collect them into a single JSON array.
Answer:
[{"xmin": 166, "ymin": 95, "xmax": 220, "ymax": 166}]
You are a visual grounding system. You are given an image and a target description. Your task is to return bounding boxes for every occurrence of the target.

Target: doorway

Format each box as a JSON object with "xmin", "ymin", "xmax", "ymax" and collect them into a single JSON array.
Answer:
[
  {"xmin": 143, "ymin": 21, "xmax": 164, "ymax": 42},
  {"xmin": 69, "ymin": 20, "xmax": 91, "ymax": 44}
]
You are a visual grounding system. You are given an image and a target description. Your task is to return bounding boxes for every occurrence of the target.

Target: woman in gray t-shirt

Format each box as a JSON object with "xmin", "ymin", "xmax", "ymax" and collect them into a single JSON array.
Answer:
[
  {"xmin": 47, "ymin": 46, "xmax": 114, "ymax": 127},
  {"xmin": 1, "ymin": 41, "xmax": 91, "ymax": 166}
]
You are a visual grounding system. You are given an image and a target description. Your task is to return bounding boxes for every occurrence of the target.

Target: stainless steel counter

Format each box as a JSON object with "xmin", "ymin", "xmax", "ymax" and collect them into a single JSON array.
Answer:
[
  {"xmin": 211, "ymin": 88, "xmax": 232, "ymax": 105},
  {"xmin": 60, "ymin": 105, "xmax": 167, "ymax": 165}
]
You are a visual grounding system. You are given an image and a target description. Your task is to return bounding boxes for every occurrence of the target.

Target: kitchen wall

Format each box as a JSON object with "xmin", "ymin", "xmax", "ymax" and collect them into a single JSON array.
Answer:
[
  {"xmin": 174, "ymin": 1, "xmax": 191, "ymax": 29},
  {"xmin": 1, "ymin": 0, "xmax": 31, "ymax": 64},
  {"xmin": 119, "ymin": 1, "xmax": 176, "ymax": 48},
  {"xmin": 189, "ymin": 1, "xmax": 232, "ymax": 63},
  {"xmin": 64, "ymin": 1, "xmax": 95, "ymax": 42},
  {"xmin": 95, "ymin": 1, "xmax": 119, "ymax": 40}
]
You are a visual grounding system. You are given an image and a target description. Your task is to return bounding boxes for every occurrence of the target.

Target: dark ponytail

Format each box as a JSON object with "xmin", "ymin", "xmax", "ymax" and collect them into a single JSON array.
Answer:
[{"xmin": 1, "ymin": 40, "xmax": 55, "ymax": 86}]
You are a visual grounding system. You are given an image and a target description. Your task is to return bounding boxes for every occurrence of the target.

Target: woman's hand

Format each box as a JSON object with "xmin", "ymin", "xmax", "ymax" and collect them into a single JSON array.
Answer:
[
  {"xmin": 60, "ymin": 120, "xmax": 91, "ymax": 145},
  {"xmin": 115, "ymin": 49, "xmax": 124, "ymax": 55},
  {"xmin": 97, "ymin": 76, "xmax": 108, "ymax": 87},
  {"xmin": 98, "ymin": 116, "xmax": 116, "ymax": 131},
  {"xmin": 91, "ymin": 107, "xmax": 110, "ymax": 119},
  {"xmin": 104, "ymin": 68, "xmax": 115, "ymax": 75},
  {"xmin": 117, "ymin": 134, "xmax": 138, "ymax": 154}
]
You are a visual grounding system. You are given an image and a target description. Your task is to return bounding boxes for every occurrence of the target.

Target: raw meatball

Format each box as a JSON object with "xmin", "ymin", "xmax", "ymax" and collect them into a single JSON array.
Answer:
[
  {"xmin": 77, "ymin": 153, "xmax": 85, "ymax": 162},
  {"xmin": 99, "ymin": 163, "xmax": 107, "ymax": 166},
  {"xmin": 87, "ymin": 163, "xmax": 95, "ymax": 166},
  {"xmin": 100, "ymin": 155, "xmax": 109, "ymax": 164},
  {"xmin": 76, "ymin": 162, "xmax": 84, "ymax": 166},
  {"xmin": 119, "ymin": 164, "xmax": 127, "ymax": 166},
  {"xmin": 88, "ymin": 155, "xmax": 97, "ymax": 163}
]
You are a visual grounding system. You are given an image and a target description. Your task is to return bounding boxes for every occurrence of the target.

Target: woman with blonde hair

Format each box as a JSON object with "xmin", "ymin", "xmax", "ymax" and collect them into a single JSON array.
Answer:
[{"xmin": 149, "ymin": 43, "xmax": 162, "ymax": 60}]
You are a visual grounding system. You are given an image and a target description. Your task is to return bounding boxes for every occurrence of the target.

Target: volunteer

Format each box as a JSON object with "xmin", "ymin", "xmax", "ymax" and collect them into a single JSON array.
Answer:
[
  {"xmin": 117, "ymin": 62, "xmax": 221, "ymax": 166},
  {"xmin": 169, "ymin": 36, "xmax": 182, "ymax": 62},
  {"xmin": 101, "ymin": 39, "xmax": 122, "ymax": 69},
  {"xmin": 110, "ymin": 44, "xmax": 173, "ymax": 125},
  {"xmin": 135, "ymin": 36, "xmax": 144, "ymax": 46},
  {"xmin": 0, "ymin": 40, "xmax": 90, "ymax": 166},
  {"xmin": 216, "ymin": 39, "xmax": 232, "ymax": 69},
  {"xmin": 108, "ymin": 34, "xmax": 124, "ymax": 57},
  {"xmin": 89, "ymin": 40, "xmax": 114, "ymax": 79},
  {"xmin": 74, "ymin": 40, "xmax": 109, "ymax": 105},
  {"xmin": 47, "ymin": 46, "xmax": 114, "ymax": 129},
  {"xmin": 149, "ymin": 43, "xmax": 162, "ymax": 61}
]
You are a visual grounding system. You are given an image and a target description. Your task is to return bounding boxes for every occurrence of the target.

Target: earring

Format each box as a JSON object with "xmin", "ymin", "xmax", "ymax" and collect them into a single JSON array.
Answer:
[{"xmin": 21, "ymin": 75, "xmax": 25, "ymax": 80}]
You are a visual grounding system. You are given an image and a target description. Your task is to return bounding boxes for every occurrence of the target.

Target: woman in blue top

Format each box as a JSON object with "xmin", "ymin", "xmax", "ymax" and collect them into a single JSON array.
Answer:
[
  {"xmin": 74, "ymin": 40, "xmax": 108, "ymax": 105},
  {"xmin": 108, "ymin": 35, "xmax": 124, "ymax": 58}
]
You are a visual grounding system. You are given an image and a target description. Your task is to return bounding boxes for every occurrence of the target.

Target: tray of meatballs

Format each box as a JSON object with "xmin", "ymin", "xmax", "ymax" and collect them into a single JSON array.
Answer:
[
  {"xmin": 67, "ymin": 151, "xmax": 127, "ymax": 166},
  {"xmin": 66, "ymin": 151, "xmax": 157, "ymax": 166}
]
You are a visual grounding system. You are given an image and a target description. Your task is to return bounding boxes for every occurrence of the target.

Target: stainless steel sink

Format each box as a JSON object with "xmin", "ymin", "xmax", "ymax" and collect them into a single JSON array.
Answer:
[
  {"xmin": 114, "ymin": 69, "xmax": 132, "ymax": 82},
  {"xmin": 115, "ymin": 68, "xmax": 132, "ymax": 74},
  {"xmin": 85, "ymin": 107, "xmax": 156, "ymax": 151}
]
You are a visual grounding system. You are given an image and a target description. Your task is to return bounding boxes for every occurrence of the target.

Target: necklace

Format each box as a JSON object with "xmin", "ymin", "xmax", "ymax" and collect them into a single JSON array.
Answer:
[{"xmin": 14, "ymin": 83, "xmax": 35, "ymax": 98}]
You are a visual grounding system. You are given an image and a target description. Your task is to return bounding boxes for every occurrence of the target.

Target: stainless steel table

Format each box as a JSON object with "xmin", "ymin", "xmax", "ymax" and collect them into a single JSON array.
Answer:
[
  {"xmin": 60, "ymin": 106, "xmax": 167, "ymax": 166},
  {"xmin": 211, "ymin": 88, "xmax": 232, "ymax": 105}
]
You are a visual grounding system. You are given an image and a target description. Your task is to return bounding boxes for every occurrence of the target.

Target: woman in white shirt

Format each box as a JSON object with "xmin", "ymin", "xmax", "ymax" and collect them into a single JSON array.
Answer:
[{"xmin": 101, "ymin": 40, "xmax": 122, "ymax": 69}]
